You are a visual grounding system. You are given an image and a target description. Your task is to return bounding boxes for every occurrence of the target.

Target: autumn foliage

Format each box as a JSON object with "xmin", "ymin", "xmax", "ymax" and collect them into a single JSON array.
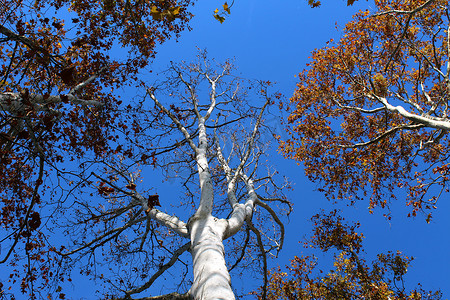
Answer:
[
  {"xmin": 281, "ymin": 0, "xmax": 450, "ymax": 219},
  {"xmin": 0, "ymin": 0, "xmax": 193, "ymax": 298},
  {"xmin": 259, "ymin": 210, "xmax": 442, "ymax": 300}
]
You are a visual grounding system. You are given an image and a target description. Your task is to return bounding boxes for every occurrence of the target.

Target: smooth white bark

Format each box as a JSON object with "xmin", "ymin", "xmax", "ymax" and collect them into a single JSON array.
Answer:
[
  {"xmin": 0, "ymin": 70, "xmax": 104, "ymax": 112},
  {"xmin": 189, "ymin": 215, "xmax": 234, "ymax": 300},
  {"xmin": 196, "ymin": 118, "xmax": 214, "ymax": 217},
  {"xmin": 148, "ymin": 208, "xmax": 189, "ymax": 238},
  {"xmin": 0, "ymin": 92, "xmax": 102, "ymax": 112},
  {"xmin": 373, "ymin": 95, "xmax": 450, "ymax": 130}
]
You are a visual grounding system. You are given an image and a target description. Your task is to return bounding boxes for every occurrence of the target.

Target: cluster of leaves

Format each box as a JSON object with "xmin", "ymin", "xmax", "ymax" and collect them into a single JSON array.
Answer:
[
  {"xmin": 281, "ymin": 0, "xmax": 450, "ymax": 218},
  {"xmin": 213, "ymin": 1, "xmax": 232, "ymax": 23},
  {"xmin": 257, "ymin": 210, "xmax": 442, "ymax": 299}
]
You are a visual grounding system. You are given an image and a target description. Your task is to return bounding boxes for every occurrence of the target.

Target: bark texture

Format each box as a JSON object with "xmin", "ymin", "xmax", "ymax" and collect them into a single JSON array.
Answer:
[{"xmin": 189, "ymin": 216, "xmax": 234, "ymax": 300}]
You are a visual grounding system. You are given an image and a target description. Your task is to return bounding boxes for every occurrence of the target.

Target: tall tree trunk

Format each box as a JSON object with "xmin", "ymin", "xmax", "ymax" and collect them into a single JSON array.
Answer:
[{"xmin": 189, "ymin": 215, "xmax": 235, "ymax": 300}]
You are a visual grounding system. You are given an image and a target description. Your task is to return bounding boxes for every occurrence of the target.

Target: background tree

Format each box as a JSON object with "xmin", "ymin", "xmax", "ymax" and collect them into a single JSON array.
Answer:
[
  {"xmin": 280, "ymin": 0, "xmax": 449, "ymax": 219},
  {"xmin": 26, "ymin": 53, "xmax": 290, "ymax": 299},
  {"xmin": 0, "ymin": 0, "xmax": 194, "ymax": 298},
  {"xmin": 258, "ymin": 210, "xmax": 442, "ymax": 300}
]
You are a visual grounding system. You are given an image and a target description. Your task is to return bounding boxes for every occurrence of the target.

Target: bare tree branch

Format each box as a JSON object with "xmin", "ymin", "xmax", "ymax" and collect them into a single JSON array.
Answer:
[
  {"xmin": 247, "ymin": 219, "xmax": 268, "ymax": 300},
  {"xmin": 123, "ymin": 242, "xmax": 191, "ymax": 297}
]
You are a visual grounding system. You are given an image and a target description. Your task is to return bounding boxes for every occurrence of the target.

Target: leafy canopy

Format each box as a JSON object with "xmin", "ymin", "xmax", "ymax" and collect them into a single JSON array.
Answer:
[
  {"xmin": 0, "ymin": 0, "xmax": 193, "ymax": 298},
  {"xmin": 281, "ymin": 0, "xmax": 450, "ymax": 219}
]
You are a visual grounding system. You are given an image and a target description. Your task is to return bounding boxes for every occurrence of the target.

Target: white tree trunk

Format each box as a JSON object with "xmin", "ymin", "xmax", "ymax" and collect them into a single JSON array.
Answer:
[
  {"xmin": 144, "ymin": 68, "xmax": 278, "ymax": 300},
  {"xmin": 189, "ymin": 215, "xmax": 235, "ymax": 300}
]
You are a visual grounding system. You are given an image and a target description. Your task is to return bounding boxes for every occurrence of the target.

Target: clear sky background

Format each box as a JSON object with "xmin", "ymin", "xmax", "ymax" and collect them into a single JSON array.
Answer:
[{"xmin": 68, "ymin": 0, "xmax": 450, "ymax": 298}]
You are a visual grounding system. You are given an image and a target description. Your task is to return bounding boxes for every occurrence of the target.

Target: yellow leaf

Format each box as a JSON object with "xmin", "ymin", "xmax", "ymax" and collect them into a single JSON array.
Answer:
[
  {"xmin": 150, "ymin": 6, "xmax": 163, "ymax": 20},
  {"xmin": 223, "ymin": 2, "xmax": 230, "ymax": 14},
  {"xmin": 170, "ymin": 6, "xmax": 180, "ymax": 16},
  {"xmin": 164, "ymin": 6, "xmax": 181, "ymax": 21},
  {"xmin": 214, "ymin": 8, "xmax": 219, "ymax": 14},
  {"xmin": 150, "ymin": 5, "xmax": 159, "ymax": 13}
]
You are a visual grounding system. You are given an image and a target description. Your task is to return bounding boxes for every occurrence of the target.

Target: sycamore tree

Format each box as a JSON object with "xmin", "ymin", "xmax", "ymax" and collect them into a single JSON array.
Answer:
[
  {"xmin": 263, "ymin": 0, "xmax": 446, "ymax": 298},
  {"xmin": 280, "ymin": 0, "xmax": 450, "ymax": 220},
  {"xmin": 13, "ymin": 52, "xmax": 290, "ymax": 300},
  {"xmin": 0, "ymin": 0, "xmax": 196, "ymax": 298},
  {"xmin": 258, "ymin": 210, "xmax": 442, "ymax": 299}
]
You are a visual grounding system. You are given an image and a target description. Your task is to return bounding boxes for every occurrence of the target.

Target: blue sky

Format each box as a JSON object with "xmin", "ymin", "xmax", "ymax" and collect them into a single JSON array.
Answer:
[
  {"xmin": 143, "ymin": 0, "xmax": 449, "ymax": 297},
  {"xmin": 62, "ymin": 0, "xmax": 449, "ymax": 298}
]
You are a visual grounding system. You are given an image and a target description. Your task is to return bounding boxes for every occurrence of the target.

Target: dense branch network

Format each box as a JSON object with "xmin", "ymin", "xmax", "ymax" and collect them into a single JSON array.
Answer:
[
  {"xmin": 45, "ymin": 53, "xmax": 290, "ymax": 299},
  {"xmin": 0, "ymin": 0, "xmax": 195, "ymax": 298}
]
